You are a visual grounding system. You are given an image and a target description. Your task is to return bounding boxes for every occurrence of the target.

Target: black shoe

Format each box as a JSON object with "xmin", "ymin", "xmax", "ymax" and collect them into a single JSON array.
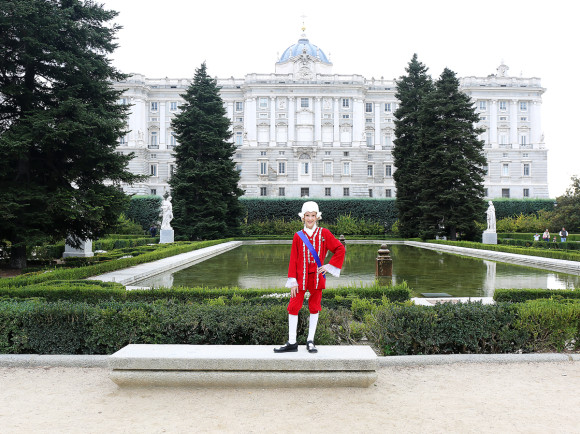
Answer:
[
  {"xmin": 306, "ymin": 340, "xmax": 318, "ymax": 353},
  {"xmin": 274, "ymin": 342, "xmax": 298, "ymax": 353}
]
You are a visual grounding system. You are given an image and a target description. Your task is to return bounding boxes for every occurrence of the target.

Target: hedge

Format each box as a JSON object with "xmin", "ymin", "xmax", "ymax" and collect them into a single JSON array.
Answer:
[
  {"xmin": 126, "ymin": 195, "xmax": 163, "ymax": 230},
  {"xmin": 490, "ymin": 199, "xmax": 555, "ymax": 219},
  {"xmin": 498, "ymin": 239, "xmax": 580, "ymax": 251},
  {"xmin": 0, "ymin": 281, "xmax": 411, "ymax": 305},
  {"xmin": 499, "ymin": 233, "xmax": 580, "ymax": 242},
  {"xmin": 93, "ymin": 237, "xmax": 158, "ymax": 251},
  {"xmin": 428, "ymin": 240, "xmax": 580, "ymax": 262},
  {"xmin": 0, "ymin": 240, "xmax": 230, "ymax": 289},
  {"xmin": 493, "ymin": 288, "xmax": 580, "ymax": 303}
]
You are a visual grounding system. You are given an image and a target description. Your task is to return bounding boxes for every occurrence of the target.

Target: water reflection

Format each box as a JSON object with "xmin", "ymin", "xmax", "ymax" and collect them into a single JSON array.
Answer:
[{"xmin": 133, "ymin": 244, "xmax": 580, "ymax": 297}]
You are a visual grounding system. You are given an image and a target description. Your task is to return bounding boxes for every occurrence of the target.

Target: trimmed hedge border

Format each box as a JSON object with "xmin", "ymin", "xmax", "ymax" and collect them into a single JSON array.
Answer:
[{"xmin": 494, "ymin": 288, "xmax": 580, "ymax": 303}]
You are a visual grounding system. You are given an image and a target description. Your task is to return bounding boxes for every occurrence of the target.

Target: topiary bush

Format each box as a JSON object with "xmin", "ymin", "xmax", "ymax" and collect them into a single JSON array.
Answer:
[{"xmin": 126, "ymin": 195, "xmax": 163, "ymax": 230}]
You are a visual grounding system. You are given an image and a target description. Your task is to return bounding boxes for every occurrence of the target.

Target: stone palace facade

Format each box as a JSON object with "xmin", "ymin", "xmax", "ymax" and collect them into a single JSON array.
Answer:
[{"xmin": 113, "ymin": 34, "xmax": 549, "ymax": 199}]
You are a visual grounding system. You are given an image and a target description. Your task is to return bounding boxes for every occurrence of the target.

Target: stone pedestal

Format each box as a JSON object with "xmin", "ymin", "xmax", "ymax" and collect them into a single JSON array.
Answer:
[
  {"xmin": 482, "ymin": 231, "xmax": 497, "ymax": 245},
  {"xmin": 376, "ymin": 244, "xmax": 393, "ymax": 277},
  {"xmin": 159, "ymin": 229, "xmax": 174, "ymax": 244},
  {"xmin": 63, "ymin": 239, "xmax": 94, "ymax": 258}
]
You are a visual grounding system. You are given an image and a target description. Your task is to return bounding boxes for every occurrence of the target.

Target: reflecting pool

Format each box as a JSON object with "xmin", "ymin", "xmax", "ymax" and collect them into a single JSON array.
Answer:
[{"xmin": 133, "ymin": 244, "xmax": 580, "ymax": 297}]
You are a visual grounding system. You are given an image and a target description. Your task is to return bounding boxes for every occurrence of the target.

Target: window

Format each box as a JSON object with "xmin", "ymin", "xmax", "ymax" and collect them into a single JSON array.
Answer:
[
  {"xmin": 520, "ymin": 101, "xmax": 528, "ymax": 111},
  {"xmin": 235, "ymin": 163, "xmax": 241, "ymax": 173},
  {"xmin": 150, "ymin": 102, "xmax": 158, "ymax": 111},
  {"xmin": 119, "ymin": 135, "xmax": 126, "ymax": 145},
  {"xmin": 384, "ymin": 135, "xmax": 392, "ymax": 148},
  {"xmin": 479, "ymin": 101, "xmax": 487, "ymax": 110},
  {"xmin": 480, "ymin": 116, "xmax": 487, "ymax": 121},
  {"xmin": 499, "ymin": 101, "xmax": 507, "ymax": 111},
  {"xmin": 502, "ymin": 163, "xmax": 509, "ymax": 176},
  {"xmin": 279, "ymin": 151, "xmax": 285, "ymax": 155},
  {"xmin": 170, "ymin": 133, "xmax": 177, "ymax": 147},
  {"xmin": 499, "ymin": 116, "xmax": 507, "ymax": 121},
  {"xmin": 366, "ymin": 133, "xmax": 373, "ymax": 147},
  {"xmin": 260, "ymin": 162, "xmax": 267, "ymax": 175},
  {"xmin": 170, "ymin": 102, "xmax": 178, "ymax": 111},
  {"xmin": 502, "ymin": 153, "xmax": 508, "ymax": 157},
  {"xmin": 520, "ymin": 135, "xmax": 527, "ymax": 145},
  {"xmin": 483, "ymin": 188, "xmax": 488, "ymax": 197},
  {"xmin": 150, "ymin": 189, "xmax": 157, "ymax": 195},
  {"xmin": 150, "ymin": 164, "xmax": 158, "ymax": 177},
  {"xmin": 342, "ymin": 98, "xmax": 350, "ymax": 108},
  {"xmin": 236, "ymin": 117, "xmax": 243, "ymax": 122},
  {"xmin": 324, "ymin": 161, "xmax": 332, "ymax": 175},
  {"xmin": 343, "ymin": 187, "xmax": 350, "ymax": 197},
  {"xmin": 342, "ymin": 114, "xmax": 350, "ymax": 119},
  {"xmin": 149, "ymin": 132, "xmax": 158, "ymax": 149},
  {"xmin": 119, "ymin": 98, "xmax": 128, "ymax": 105},
  {"xmin": 301, "ymin": 187, "xmax": 309, "ymax": 197},
  {"xmin": 150, "ymin": 153, "xmax": 157, "ymax": 159},
  {"xmin": 235, "ymin": 132, "xmax": 243, "ymax": 146},
  {"xmin": 259, "ymin": 97, "xmax": 268, "ymax": 108},
  {"xmin": 343, "ymin": 162, "xmax": 351, "ymax": 176},
  {"xmin": 343, "ymin": 151, "xmax": 349, "ymax": 157},
  {"xmin": 523, "ymin": 153, "xmax": 529, "ymax": 158},
  {"xmin": 278, "ymin": 161, "xmax": 286, "ymax": 174},
  {"xmin": 367, "ymin": 165, "xmax": 373, "ymax": 176},
  {"xmin": 235, "ymin": 102, "xmax": 244, "ymax": 111},
  {"xmin": 260, "ymin": 151, "xmax": 267, "ymax": 156},
  {"xmin": 368, "ymin": 189, "xmax": 373, "ymax": 198},
  {"xmin": 301, "ymin": 98, "xmax": 309, "ymax": 108},
  {"xmin": 260, "ymin": 187, "xmax": 267, "ymax": 196},
  {"xmin": 366, "ymin": 118, "xmax": 373, "ymax": 123},
  {"xmin": 520, "ymin": 116, "xmax": 528, "ymax": 122},
  {"xmin": 385, "ymin": 189, "xmax": 392, "ymax": 198},
  {"xmin": 500, "ymin": 135, "xmax": 508, "ymax": 145},
  {"xmin": 502, "ymin": 188, "xmax": 510, "ymax": 198},
  {"xmin": 385, "ymin": 165, "xmax": 392, "ymax": 177},
  {"xmin": 384, "ymin": 103, "xmax": 392, "ymax": 112},
  {"xmin": 279, "ymin": 187, "xmax": 285, "ymax": 197},
  {"xmin": 325, "ymin": 187, "xmax": 331, "ymax": 197},
  {"xmin": 301, "ymin": 162, "xmax": 309, "ymax": 175},
  {"xmin": 365, "ymin": 103, "xmax": 373, "ymax": 113},
  {"xmin": 523, "ymin": 188, "xmax": 530, "ymax": 197},
  {"xmin": 523, "ymin": 163, "xmax": 530, "ymax": 176},
  {"xmin": 324, "ymin": 151, "xmax": 331, "ymax": 155}
]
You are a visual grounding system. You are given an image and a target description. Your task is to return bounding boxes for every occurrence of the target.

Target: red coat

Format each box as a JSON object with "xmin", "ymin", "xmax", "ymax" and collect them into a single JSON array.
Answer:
[{"xmin": 287, "ymin": 227, "xmax": 346, "ymax": 291}]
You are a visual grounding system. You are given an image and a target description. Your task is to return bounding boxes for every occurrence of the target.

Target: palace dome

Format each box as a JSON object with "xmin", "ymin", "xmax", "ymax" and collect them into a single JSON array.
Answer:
[{"xmin": 277, "ymin": 36, "xmax": 330, "ymax": 64}]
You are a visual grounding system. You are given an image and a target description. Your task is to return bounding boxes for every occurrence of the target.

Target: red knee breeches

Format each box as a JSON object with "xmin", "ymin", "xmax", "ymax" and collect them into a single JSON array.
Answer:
[{"xmin": 287, "ymin": 272, "xmax": 323, "ymax": 315}]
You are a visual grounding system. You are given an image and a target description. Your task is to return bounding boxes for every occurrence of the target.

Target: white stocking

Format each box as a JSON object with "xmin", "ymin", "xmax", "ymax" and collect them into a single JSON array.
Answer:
[
  {"xmin": 307, "ymin": 313, "xmax": 319, "ymax": 342},
  {"xmin": 288, "ymin": 314, "xmax": 298, "ymax": 344}
]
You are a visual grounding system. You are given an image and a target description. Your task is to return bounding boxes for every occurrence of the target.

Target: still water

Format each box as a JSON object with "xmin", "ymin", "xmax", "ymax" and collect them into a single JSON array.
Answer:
[{"xmin": 134, "ymin": 244, "xmax": 580, "ymax": 297}]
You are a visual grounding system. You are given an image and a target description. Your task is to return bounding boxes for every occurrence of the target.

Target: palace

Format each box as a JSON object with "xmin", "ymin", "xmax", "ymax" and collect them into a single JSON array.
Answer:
[{"xmin": 113, "ymin": 33, "xmax": 548, "ymax": 199}]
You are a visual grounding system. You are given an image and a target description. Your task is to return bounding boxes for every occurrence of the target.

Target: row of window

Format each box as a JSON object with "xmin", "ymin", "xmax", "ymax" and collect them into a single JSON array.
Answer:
[
  {"xmin": 478, "ymin": 101, "xmax": 529, "ymax": 111},
  {"xmin": 149, "ymin": 102, "xmax": 179, "ymax": 112},
  {"xmin": 483, "ymin": 188, "xmax": 530, "ymax": 198},
  {"xmin": 145, "ymin": 131, "xmax": 178, "ymax": 149},
  {"xmin": 258, "ymin": 161, "xmax": 394, "ymax": 177},
  {"xmin": 260, "ymin": 187, "xmax": 394, "ymax": 198},
  {"xmin": 234, "ymin": 99, "xmax": 396, "ymax": 112},
  {"xmin": 232, "ymin": 131, "xmax": 394, "ymax": 147}
]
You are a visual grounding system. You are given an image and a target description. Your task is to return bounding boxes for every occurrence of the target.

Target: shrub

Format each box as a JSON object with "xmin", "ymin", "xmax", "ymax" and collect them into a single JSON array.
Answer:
[
  {"xmin": 494, "ymin": 288, "xmax": 580, "ymax": 303},
  {"xmin": 126, "ymin": 195, "xmax": 163, "ymax": 230}
]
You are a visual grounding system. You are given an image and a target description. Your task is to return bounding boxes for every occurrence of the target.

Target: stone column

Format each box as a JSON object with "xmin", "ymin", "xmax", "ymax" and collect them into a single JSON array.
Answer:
[
  {"xmin": 374, "ymin": 103, "xmax": 381, "ymax": 150},
  {"xmin": 490, "ymin": 99, "xmax": 498, "ymax": 147},
  {"xmin": 353, "ymin": 98, "xmax": 364, "ymax": 147},
  {"xmin": 510, "ymin": 99, "xmax": 518, "ymax": 147},
  {"xmin": 333, "ymin": 97, "xmax": 340, "ymax": 147},
  {"xmin": 245, "ymin": 97, "xmax": 257, "ymax": 145},
  {"xmin": 288, "ymin": 97, "xmax": 295, "ymax": 144},
  {"xmin": 270, "ymin": 97, "xmax": 276, "ymax": 147},
  {"xmin": 227, "ymin": 102, "xmax": 234, "ymax": 126},
  {"xmin": 314, "ymin": 97, "xmax": 322, "ymax": 145},
  {"xmin": 159, "ymin": 102, "xmax": 166, "ymax": 149},
  {"xmin": 530, "ymin": 100, "xmax": 542, "ymax": 146}
]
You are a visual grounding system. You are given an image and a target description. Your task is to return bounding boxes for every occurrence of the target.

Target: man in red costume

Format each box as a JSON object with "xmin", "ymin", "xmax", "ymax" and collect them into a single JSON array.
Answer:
[{"xmin": 274, "ymin": 201, "xmax": 346, "ymax": 353}]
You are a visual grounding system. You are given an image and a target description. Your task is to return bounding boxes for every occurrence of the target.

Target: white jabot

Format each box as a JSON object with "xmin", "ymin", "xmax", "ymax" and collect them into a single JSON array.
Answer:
[{"xmin": 303, "ymin": 224, "xmax": 317, "ymax": 237}]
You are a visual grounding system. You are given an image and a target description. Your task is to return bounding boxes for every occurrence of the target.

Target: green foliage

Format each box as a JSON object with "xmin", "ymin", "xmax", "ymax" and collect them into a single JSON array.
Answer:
[
  {"xmin": 493, "ymin": 288, "xmax": 580, "ymax": 303},
  {"xmin": 93, "ymin": 237, "xmax": 157, "ymax": 251},
  {"xmin": 493, "ymin": 210, "xmax": 554, "ymax": 233},
  {"xmin": 240, "ymin": 198, "xmax": 398, "ymax": 229},
  {"xmin": 515, "ymin": 299, "xmax": 580, "ymax": 352},
  {"xmin": 365, "ymin": 302, "xmax": 528, "ymax": 355},
  {"xmin": 126, "ymin": 196, "xmax": 163, "ymax": 230},
  {"xmin": 393, "ymin": 54, "xmax": 434, "ymax": 238},
  {"xmin": 551, "ymin": 176, "xmax": 580, "ymax": 232},
  {"xmin": 0, "ymin": 0, "xmax": 142, "ymax": 268},
  {"xmin": 491, "ymin": 199, "xmax": 555, "ymax": 220},
  {"xmin": 498, "ymin": 239, "xmax": 580, "ymax": 251},
  {"xmin": 169, "ymin": 63, "xmax": 244, "ymax": 240},
  {"xmin": 499, "ymin": 233, "xmax": 580, "ymax": 242},
  {"xmin": 240, "ymin": 215, "xmax": 386, "ymax": 236},
  {"xmin": 111, "ymin": 214, "xmax": 148, "ymax": 235}
]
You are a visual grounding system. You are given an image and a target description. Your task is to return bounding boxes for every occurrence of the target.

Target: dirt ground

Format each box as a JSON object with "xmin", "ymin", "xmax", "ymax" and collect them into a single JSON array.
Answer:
[{"xmin": 1, "ymin": 362, "xmax": 579, "ymax": 433}]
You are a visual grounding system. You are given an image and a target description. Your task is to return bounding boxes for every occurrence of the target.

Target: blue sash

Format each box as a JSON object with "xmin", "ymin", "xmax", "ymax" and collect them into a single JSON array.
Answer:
[{"xmin": 297, "ymin": 230, "xmax": 326, "ymax": 280}]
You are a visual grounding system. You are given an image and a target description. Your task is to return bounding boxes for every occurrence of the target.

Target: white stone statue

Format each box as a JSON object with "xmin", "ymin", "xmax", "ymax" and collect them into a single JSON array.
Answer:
[
  {"xmin": 160, "ymin": 196, "xmax": 173, "ymax": 230},
  {"xmin": 485, "ymin": 200, "xmax": 496, "ymax": 232}
]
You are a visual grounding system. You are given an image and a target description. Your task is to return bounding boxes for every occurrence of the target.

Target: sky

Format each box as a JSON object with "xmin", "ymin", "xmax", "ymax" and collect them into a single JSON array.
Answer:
[{"xmin": 100, "ymin": 0, "xmax": 579, "ymax": 198}]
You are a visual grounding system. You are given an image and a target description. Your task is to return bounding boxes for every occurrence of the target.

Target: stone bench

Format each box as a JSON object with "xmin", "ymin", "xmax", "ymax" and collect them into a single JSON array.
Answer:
[{"xmin": 109, "ymin": 344, "xmax": 378, "ymax": 388}]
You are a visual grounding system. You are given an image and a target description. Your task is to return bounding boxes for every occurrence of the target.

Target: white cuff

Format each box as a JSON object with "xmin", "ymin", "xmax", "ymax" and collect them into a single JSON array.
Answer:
[
  {"xmin": 286, "ymin": 278, "xmax": 298, "ymax": 288},
  {"xmin": 322, "ymin": 264, "xmax": 341, "ymax": 277}
]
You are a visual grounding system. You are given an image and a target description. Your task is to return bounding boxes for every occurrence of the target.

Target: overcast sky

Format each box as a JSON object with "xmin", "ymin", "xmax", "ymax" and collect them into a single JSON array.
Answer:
[{"xmin": 100, "ymin": 0, "xmax": 579, "ymax": 197}]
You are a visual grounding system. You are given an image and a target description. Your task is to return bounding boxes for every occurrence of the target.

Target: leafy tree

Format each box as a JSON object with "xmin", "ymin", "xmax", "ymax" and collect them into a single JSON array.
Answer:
[
  {"xmin": 393, "ymin": 54, "xmax": 434, "ymax": 238},
  {"xmin": 0, "ymin": 0, "xmax": 141, "ymax": 268},
  {"xmin": 169, "ymin": 63, "xmax": 244, "ymax": 240},
  {"xmin": 416, "ymin": 68, "xmax": 487, "ymax": 240},
  {"xmin": 552, "ymin": 175, "xmax": 580, "ymax": 232}
]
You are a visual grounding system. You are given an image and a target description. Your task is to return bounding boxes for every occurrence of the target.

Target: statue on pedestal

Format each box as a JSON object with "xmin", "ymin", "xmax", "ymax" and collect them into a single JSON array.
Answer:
[
  {"xmin": 160, "ymin": 196, "xmax": 173, "ymax": 230},
  {"xmin": 485, "ymin": 201, "xmax": 496, "ymax": 233}
]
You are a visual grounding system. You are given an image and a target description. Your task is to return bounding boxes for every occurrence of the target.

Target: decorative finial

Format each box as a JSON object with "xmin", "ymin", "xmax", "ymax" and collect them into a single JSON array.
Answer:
[{"xmin": 300, "ymin": 14, "xmax": 307, "ymax": 36}]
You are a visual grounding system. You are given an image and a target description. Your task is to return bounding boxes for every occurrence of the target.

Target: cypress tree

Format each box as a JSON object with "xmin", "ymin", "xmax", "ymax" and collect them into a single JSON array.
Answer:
[
  {"xmin": 169, "ymin": 63, "xmax": 244, "ymax": 240},
  {"xmin": 393, "ymin": 54, "xmax": 434, "ymax": 237},
  {"xmin": 0, "ymin": 0, "xmax": 141, "ymax": 268},
  {"xmin": 416, "ymin": 68, "xmax": 487, "ymax": 240}
]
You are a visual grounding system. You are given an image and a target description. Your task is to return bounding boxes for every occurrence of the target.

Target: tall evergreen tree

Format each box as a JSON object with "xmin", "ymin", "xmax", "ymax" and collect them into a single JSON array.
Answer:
[
  {"xmin": 393, "ymin": 54, "xmax": 433, "ymax": 237},
  {"xmin": 0, "ymin": 0, "xmax": 140, "ymax": 268},
  {"xmin": 416, "ymin": 68, "xmax": 487, "ymax": 240},
  {"xmin": 169, "ymin": 63, "xmax": 244, "ymax": 240}
]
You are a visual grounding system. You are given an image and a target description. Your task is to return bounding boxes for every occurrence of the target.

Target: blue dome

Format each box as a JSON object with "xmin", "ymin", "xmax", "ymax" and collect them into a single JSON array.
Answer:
[{"xmin": 278, "ymin": 37, "xmax": 330, "ymax": 64}]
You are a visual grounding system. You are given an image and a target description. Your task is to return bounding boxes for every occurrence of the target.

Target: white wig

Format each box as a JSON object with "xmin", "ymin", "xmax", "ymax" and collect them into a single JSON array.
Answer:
[{"xmin": 298, "ymin": 201, "xmax": 322, "ymax": 220}]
